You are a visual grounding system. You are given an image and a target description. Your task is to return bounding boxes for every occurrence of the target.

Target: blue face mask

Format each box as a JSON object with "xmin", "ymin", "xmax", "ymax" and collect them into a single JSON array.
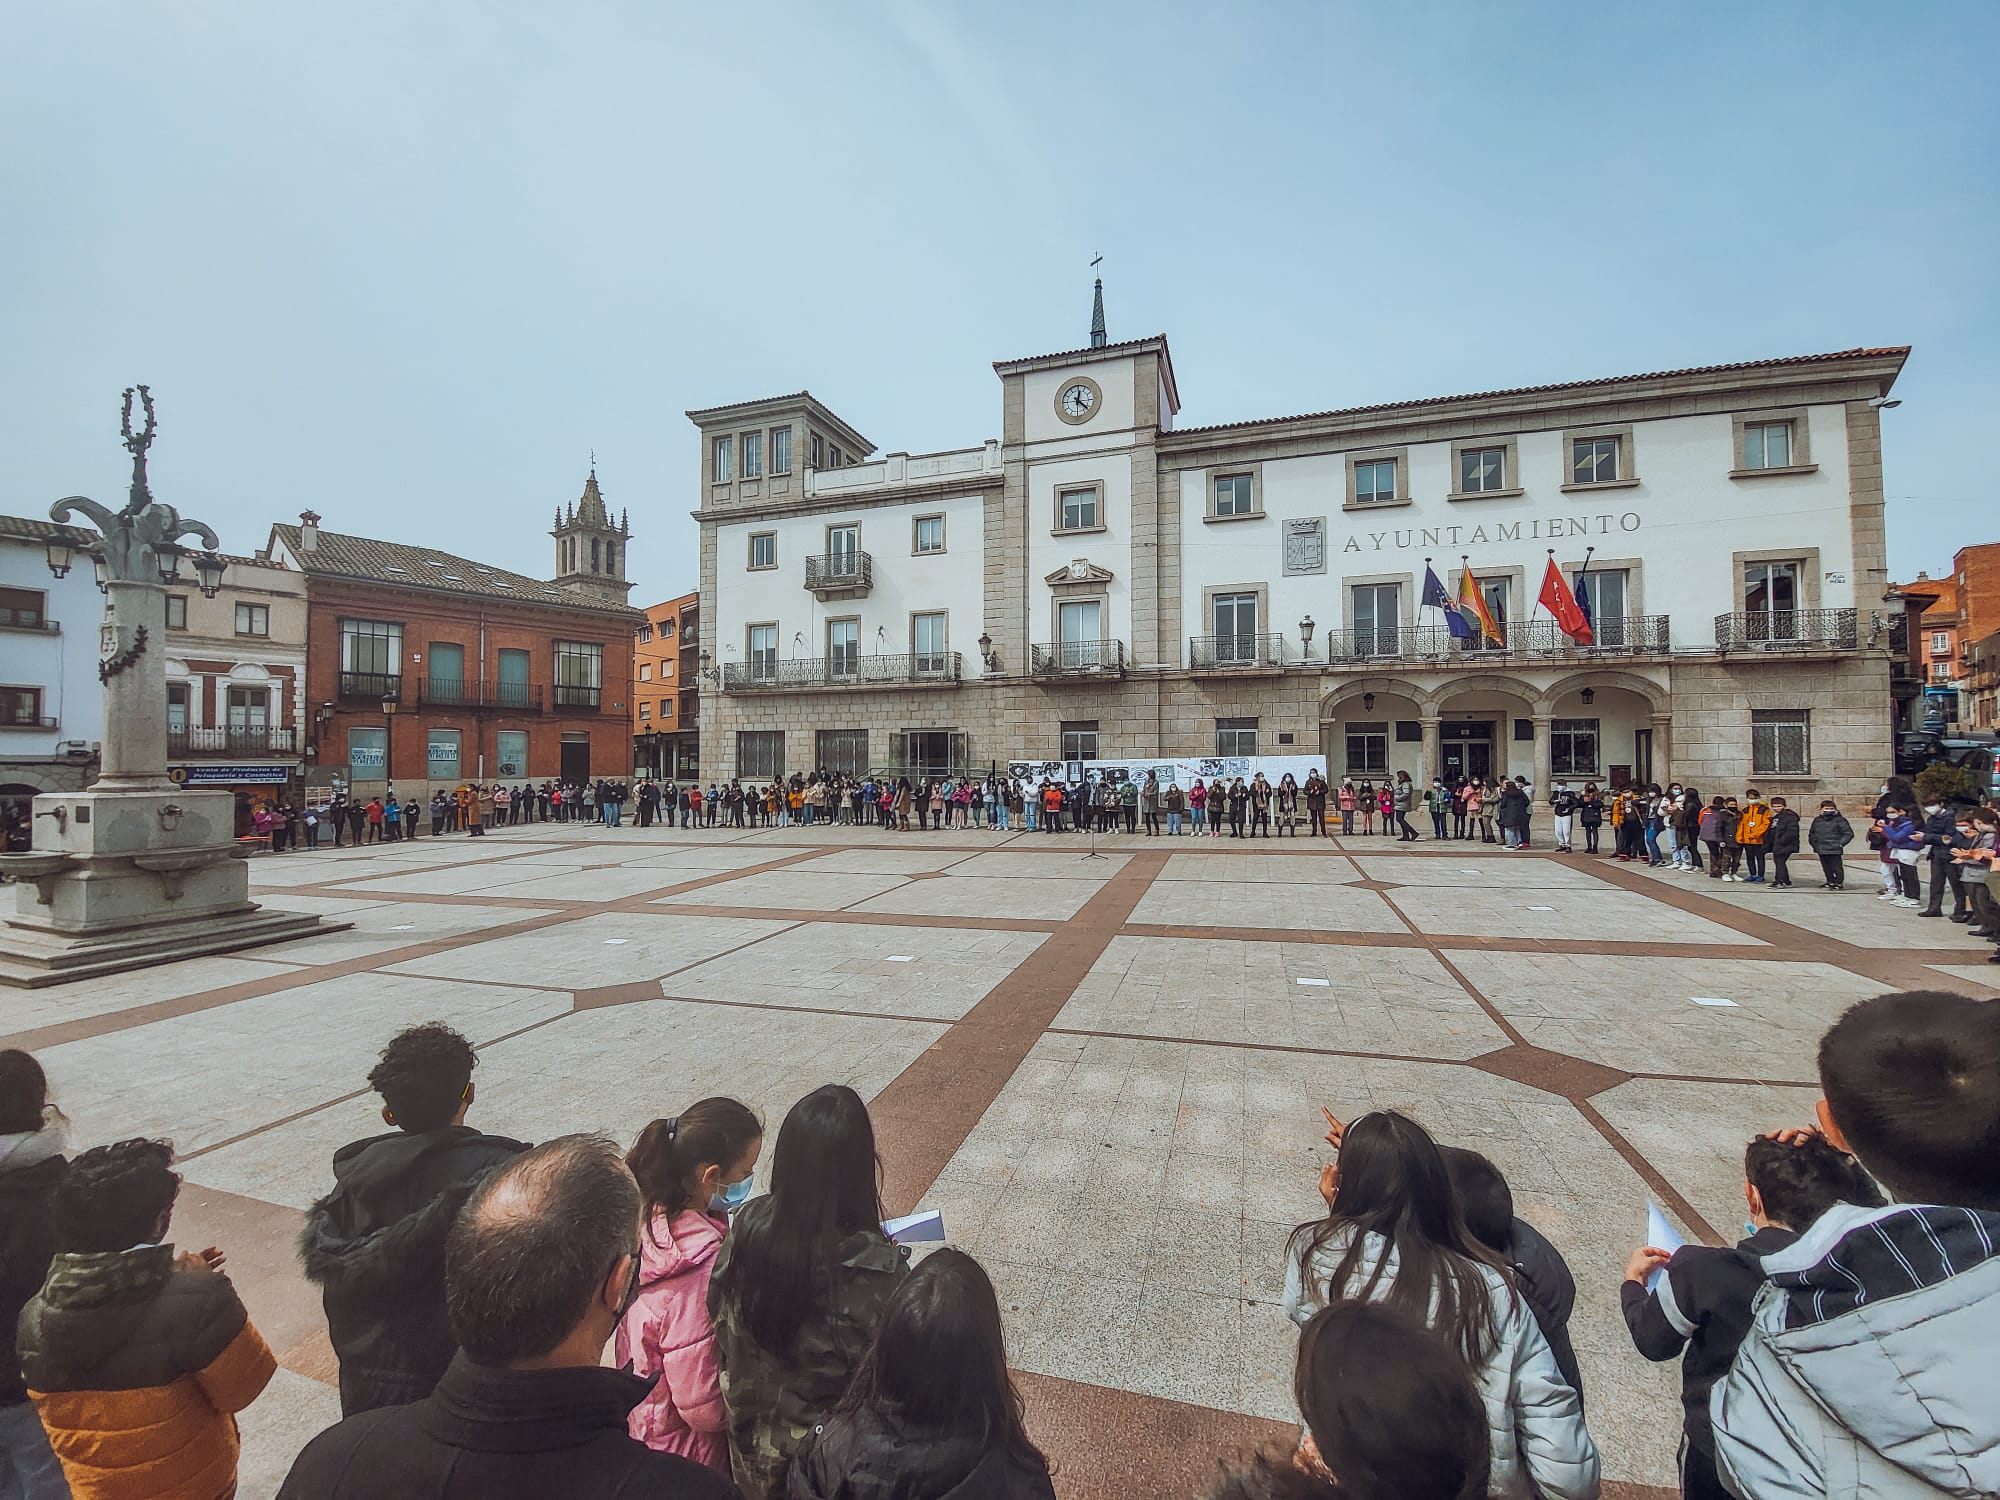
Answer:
[
  {"xmin": 1745, "ymin": 1220, "xmax": 1759, "ymax": 1238},
  {"xmin": 710, "ymin": 1175, "xmax": 755, "ymax": 1215}
]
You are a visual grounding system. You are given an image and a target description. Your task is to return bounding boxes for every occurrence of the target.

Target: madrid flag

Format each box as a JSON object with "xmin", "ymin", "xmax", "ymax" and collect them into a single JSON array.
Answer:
[{"xmin": 1538, "ymin": 557, "xmax": 1595, "ymax": 645}]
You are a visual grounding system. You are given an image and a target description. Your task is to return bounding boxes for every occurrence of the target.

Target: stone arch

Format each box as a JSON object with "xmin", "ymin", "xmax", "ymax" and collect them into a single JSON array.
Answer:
[
  {"xmin": 226, "ymin": 662, "xmax": 273, "ymax": 681},
  {"xmin": 1544, "ymin": 667, "xmax": 1670, "ymax": 715},
  {"xmin": 1319, "ymin": 675, "xmax": 1438, "ymax": 719},
  {"xmin": 1430, "ymin": 672, "xmax": 1548, "ymax": 716}
]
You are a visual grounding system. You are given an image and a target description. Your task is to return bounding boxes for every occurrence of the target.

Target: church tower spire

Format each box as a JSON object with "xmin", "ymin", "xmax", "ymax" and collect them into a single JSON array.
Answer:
[
  {"xmin": 1089, "ymin": 271, "xmax": 1106, "ymax": 349},
  {"xmin": 551, "ymin": 458, "xmax": 635, "ymax": 605}
]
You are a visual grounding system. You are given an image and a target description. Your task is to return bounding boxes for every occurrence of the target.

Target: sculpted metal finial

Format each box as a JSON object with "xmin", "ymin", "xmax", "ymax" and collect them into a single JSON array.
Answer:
[
  {"xmin": 121, "ymin": 385, "xmax": 158, "ymax": 517},
  {"xmin": 51, "ymin": 386, "xmax": 221, "ymax": 586}
]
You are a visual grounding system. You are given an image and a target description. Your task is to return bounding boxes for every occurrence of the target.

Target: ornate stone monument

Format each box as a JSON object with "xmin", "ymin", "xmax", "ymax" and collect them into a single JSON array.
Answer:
[{"xmin": 0, "ymin": 388, "xmax": 341, "ymax": 986}]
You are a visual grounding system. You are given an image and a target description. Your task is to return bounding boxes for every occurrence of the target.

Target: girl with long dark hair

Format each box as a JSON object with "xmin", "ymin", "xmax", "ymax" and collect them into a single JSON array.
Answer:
[
  {"xmin": 787, "ymin": 1248, "xmax": 1054, "ymax": 1500},
  {"xmin": 708, "ymin": 1085, "xmax": 908, "ymax": 1499},
  {"xmin": 619, "ymin": 1098, "xmax": 764, "ymax": 1472},
  {"xmin": 1284, "ymin": 1112, "xmax": 1598, "ymax": 1500},
  {"xmin": 1, "ymin": 1049, "xmax": 70, "ymax": 1499}
]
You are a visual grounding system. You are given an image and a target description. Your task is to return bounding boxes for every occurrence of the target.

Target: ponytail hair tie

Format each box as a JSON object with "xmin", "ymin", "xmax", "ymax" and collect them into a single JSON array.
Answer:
[{"xmin": 663, "ymin": 1116, "xmax": 679, "ymax": 1141}]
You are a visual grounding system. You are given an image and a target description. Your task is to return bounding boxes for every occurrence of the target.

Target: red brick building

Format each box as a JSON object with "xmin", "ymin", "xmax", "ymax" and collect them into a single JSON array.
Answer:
[{"xmin": 267, "ymin": 475, "xmax": 640, "ymax": 794}]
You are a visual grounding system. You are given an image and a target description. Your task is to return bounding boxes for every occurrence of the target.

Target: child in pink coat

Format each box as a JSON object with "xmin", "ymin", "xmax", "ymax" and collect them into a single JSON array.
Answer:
[{"xmin": 617, "ymin": 1099, "xmax": 764, "ymax": 1473}]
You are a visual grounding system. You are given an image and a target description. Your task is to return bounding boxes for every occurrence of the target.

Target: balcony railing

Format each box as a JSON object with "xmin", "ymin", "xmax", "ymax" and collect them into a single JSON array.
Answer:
[
  {"xmin": 1030, "ymin": 639, "xmax": 1127, "ymax": 677},
  {"xmin": 168, "ymin": 724, "xmax": 299, "ymax": 756},
  {"xmin": 338, "ymin": 670, "xmax": 401, "ymax": 702},
  {"xmin": 414, "ymin": 677, "xmax": 544, "ymax": 712},
  {"xmin": 1714, "ymin": 609, "xmax": 1858, "ymax": 653},
  {"xmin": 1323, "ymin": 615, "xmax": 1671, "ymax": 666},
  {"xmin": 721, "ymin": 652, "xmax": 962, "ymax": 692},
  {"xmin": 1189, "ymin": 633, "xmax": 1294, "ymax": 670},
  {"xmin": 804, "ymin": 551, "xmax": 873, "ymax": 596},
  {"xmin": 553, "ymin": 684, "xmax": 604, "ymax": 710}
]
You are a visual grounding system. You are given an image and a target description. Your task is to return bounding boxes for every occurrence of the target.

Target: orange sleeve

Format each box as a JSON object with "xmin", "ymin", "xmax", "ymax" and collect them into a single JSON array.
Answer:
[{"xmin": 193, "ymin": 1320, "xmax": 277, "ymax": 1416}]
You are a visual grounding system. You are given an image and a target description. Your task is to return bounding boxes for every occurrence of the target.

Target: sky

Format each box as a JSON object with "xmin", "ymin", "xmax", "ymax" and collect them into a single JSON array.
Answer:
[{"xmin": 4, "ymin": 2, "xmax": 1995, "ymax": 604}]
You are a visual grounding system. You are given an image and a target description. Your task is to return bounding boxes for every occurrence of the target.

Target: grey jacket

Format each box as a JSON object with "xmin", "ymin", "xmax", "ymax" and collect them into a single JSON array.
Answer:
[{"xmin": 1712, "ymin": 1200, "xmax": 2000, "ymax": 1499}]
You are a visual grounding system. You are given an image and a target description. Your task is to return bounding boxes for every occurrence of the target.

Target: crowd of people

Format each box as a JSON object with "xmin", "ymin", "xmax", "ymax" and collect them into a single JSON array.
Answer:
[
  {"xmin": 3, "ymin": 985, "xmax": 1995, "ymax": 1500},
  {"xmin": 244, "ymin": 779, "xmax": 644, "ymax": 850}
]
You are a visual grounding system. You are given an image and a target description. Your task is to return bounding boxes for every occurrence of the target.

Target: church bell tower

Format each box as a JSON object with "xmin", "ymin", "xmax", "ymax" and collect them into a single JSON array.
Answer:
[{"xmin": 551, "ymin": 462, "xmax": 635, "ymax": 605}]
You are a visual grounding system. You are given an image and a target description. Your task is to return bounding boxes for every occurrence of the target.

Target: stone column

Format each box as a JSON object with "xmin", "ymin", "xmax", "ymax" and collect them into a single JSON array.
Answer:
[
  {"xmin": 1651, "ymin": 712, "xmax": 1674, "ymax": 785},
  {"xmin": 1420, "ymin": 716, "xmax": 1441, "ymax": 785},
  {"xmin": 1532, "ymin": 713, "xmax": 1553, "ymax": 796},
  {"xmin": 96, "ymin": 579, "xmax": 172, "ymax": 790}
]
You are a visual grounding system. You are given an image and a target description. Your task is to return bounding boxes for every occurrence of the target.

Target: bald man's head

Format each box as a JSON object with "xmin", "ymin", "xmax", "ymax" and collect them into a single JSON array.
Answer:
[{"xmin": 445, "ymin": 1134, "xmax": 639, "ymax": 1366}]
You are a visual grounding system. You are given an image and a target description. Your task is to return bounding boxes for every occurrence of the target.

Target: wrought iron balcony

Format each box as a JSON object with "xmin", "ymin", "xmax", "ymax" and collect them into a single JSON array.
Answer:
[
  {"xmin": 1188, "ymin": 633, "xmax": 1294, "ymax": 671},
  {"xmin": 1714, "ymin": 609, "xmax": 1859, "ymax": 653},
  {"xmin": 1323, "ymin": 615, "xmax": 1671, "ymax": 667},
  {"xmin": 1030, "ymin": 639, "xmax": 1127, "ymax": 677},
  {"xmin": 168, "ymin": 724, "xmax": 299, "ymax": 756},
  {"xmin": 553, "ymin": 684, "xmax": 604, "ymax": 710},
  {"xmin": 338, "ymin": 671, "xmax": 400, "ymax": 702},
  {"xmin": 804, "ymin": 551, "xmax": 873, "ymax": 597},
  {"xmin": 721, "ymin": 652, "xmax": 962, "ymax": 692},
  {"xmin": 414, "ymin": 677, "xmax": 545, "ymax": 712}
]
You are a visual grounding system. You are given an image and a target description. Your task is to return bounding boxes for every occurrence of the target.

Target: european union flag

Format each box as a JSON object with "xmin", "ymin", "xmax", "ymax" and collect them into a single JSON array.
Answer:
[
  {"xmin": 1421, "ymin": 565, "xmax": 1450, "ymax": 610},
  {"xmin": 1575, "ymin": 573, "xmax": 1594, "ymax": 627}
]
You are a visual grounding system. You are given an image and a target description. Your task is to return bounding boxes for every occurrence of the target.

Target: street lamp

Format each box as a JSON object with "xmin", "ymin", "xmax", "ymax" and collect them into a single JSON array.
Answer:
[
  {"xmin": 382, "ymin": 695, "xmax": 397, "ymax": 786},
  {"xmin": 194, "ymin": 550, "xmax": 228, "ymax": 599},
  {"xmin": 44, "ymin": 538, "xmax": 74, "ymax": 578},
  {"xmin": 153, "ymin": 539, "xmax": 185, "ymax": 584}
]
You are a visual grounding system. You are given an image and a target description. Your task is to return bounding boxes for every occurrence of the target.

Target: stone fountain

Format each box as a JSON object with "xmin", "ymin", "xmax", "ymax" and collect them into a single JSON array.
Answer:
[{"xmin": 0, "ymin": 388, "xmax": 343, "ymax": 987}]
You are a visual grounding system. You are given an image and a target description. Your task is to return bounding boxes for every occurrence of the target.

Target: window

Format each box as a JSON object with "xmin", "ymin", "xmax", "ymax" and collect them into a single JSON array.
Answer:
[
  {"xmin": 554, "ymin": 640, "xmax": 604, "ymax": 708},
  {"xmin": 1344, "ymin": 721, "xmax": 1388, "ymax": 774},
  {"xmin": 1933, "ymin": 663, "xmax": 1952, "ymax": 682},
  {"xmin": 829, "ymin": 445, "xmax": 843, "ymax": 467},
  {"xmin": 1060, "ymin": 721, "xmax": 1100, "ymax": 761},
  {"xmin": 810, "ymin": 433, "xmax": 825, "ymax": 468},
  {"xmin": 1058, "ymin": 486, "xmax": 1099, "ymax": 531},
  {"xmin": 741, "ymin": 430, "xmax": 763, "ymax": 479},
  {"xmin": 1351, "ymin": 583, "xmax": 1400, "ymax": 656},
  {"xmin": 772, "ymin": 427, "xmax": 792, "ymax": 475},
  {"xmin": 427, "ymin": 728, "xmax": 461, "ymax": 781},
  {"xmin": 339, "ymin": 618, "xmax": 402, "ymax": 693},
  {"xmin": 1744, "ymin": 561, "xmax": 1801, "ymax": 640},
  {"xmin": 165, "ymin": 594, "xmax": 187, "ymax": 630},
  {"xmin": 748, "ymin": 532, "xmax": 776, "ymax": 570},
  {"xmin": 660, "ymin": 659, "xmax": 674, "ymax": 680},
  {"xmin": 638, "ymin": 703, "xmax": 651, "ymax": 720},
  {"xmin": 1932, "ymin": 631, "xmax": 1951, "ymax": 654},
  {"xmin": 1057, "ymin": 599, "xmax": 1103, "ymax": 666},
  {"xmin": 347, "ymin": 725, "xmax": 386, "ymax": 775},
  {"xmin": 713, "ymin": 436, "xmax": 734, "ymax": 482},
  {"xmin": 1743, "ymin": 421, "xmax": 1792, "ymax": 470},
  {"xmin": 1212, "ymin": 592, "xmax": 1260, "ymax": 661},
  {"xmin": 496, "ymin": 647, "xmax": 531, "ymax": 708},
  {"xmin": 1353, "ymin": 459, "xmax": 1397, "ymax": 506},
  {"xmin": 738, "ymin": 729, "xmax": 786, "ymax": 779},
  {"xmin": 1464, "ymin": 577, "xmax": 1509, "ymax": 652},
  {"xmin": 0, "ymin": 587, "xmax": 46, "ymax": 628},
  {"xmin": 748, "ymin": 624, "xmax": 777, "ymax": 681},
  {"xmin": 166, "ymin": 682, "xmax": 189, "ymax": 731},
  {"xmin": 2, "ymin": 686, "xmax": 45, "ymax": 726},
  {"xmin": 636, "ymin": 623, "xmax": 653, "ymax": 643},
  {"xmin": 1215, "ymin": 717, "xmax": 1259, "ymax": 757},
  {"xmin": 913, "ymin": 515, "xmax": 946, "ymax": 554},
  {"xmin": 660, "ymin": 699, "xmax": 674, "ymax": 719},
  {"xmin": 225, "ymin": 686, "xmax": 268, "ymax": 731},
  {"xmin": 496, "ymin": 729, "xmax": 528, "ymax": 778},
  {"xmin": 818, "ymin": 729, "xmax": 869, "ymax": 776},
  {"xmin": 827, "ymin": 619, "xmax": 860, "ymax": 677},
  {"xmin": 660, "ymin": 619, "xmax": 676, "ymax": 639},
  {"xmin": 234, "ymin": 602, "xmax": 269, "ymax": 637},
  {"xmin": 639, "ymin": 662, "xmax": 652, "ymax": 682},
  {"xmin": 1574, "ymin": 568, "xmax": 1628, "ymax": 646},
  {"xmin": 1212, "ymin": 473, "xmax": 1255, "ymax": 517},
  {"xmin": 912, "ymin": 612, "xmax": 948, "ymax": 675},
  {"xmin": 1571, "ymin": 436, "xmax": 1620, "ymax": 485},
  {"xmin": 826, "ymin": 524, "xmax": 859, "ymax": 569},
  {"xmin": 1752, "ymin": 709, "xmax": 1810, "ymax": 775},
  {"xmin": 1551, "ymin": 718, "xmax": 1600, "ymax": 776},
  {"xmin": 1459, "ymin": 446, "xmax": 1507, "ymax": 494}
]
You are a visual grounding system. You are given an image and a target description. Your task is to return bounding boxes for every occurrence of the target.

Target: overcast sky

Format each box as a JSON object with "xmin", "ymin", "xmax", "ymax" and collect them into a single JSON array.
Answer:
[{"xmin": 4, "ymin": 2, "xmax": 1994, "ymax": 602}]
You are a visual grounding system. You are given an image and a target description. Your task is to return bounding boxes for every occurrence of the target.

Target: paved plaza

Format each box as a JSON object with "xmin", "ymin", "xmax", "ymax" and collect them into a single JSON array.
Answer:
[{"xmin": 6, "ymin": 820, "xmax": 1994, "ymax": 1500}]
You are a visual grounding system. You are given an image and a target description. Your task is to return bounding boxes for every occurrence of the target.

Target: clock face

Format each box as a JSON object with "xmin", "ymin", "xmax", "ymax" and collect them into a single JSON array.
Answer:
[{"xmin": 1061, "ymin": 382, "xmax": 1096, "ymax": 417}]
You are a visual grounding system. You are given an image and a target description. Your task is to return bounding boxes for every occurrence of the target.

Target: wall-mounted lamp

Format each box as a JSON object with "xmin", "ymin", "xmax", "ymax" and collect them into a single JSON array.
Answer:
[
  {"xmin": 1298, "ymin": 615, "xmax": 1315, "ymax": 654},
  {"xmin": 978, "ymin": 630, "xmax": 998, "ymax": 672},
  {"xmin": 1580, "ymin": 687, "xmax": 1595, "ymax": 705},
  {"xmin": 1362, "ymin": 691, "xmax": 1375, "ymax": 712}
]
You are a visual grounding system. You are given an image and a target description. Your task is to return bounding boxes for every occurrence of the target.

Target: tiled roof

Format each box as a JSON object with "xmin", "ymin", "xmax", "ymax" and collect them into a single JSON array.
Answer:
[
  {"xmin": 992, "ymin": 334, "xmax": 1172, "ymax": 372},
  {"xmin": 1171, "ymin": 347, "xmax": 1912, "ymax": 437},
  {"xmin": 270, "ymin": 525, "xmax": 641, "ymax": 619},
  {"xmin": 684, "ymin": 389, "xmax": 813, "ymax": 419},
  {"xmin": 0, "ymin": 514, "xmax": 98, "ymax": 548}
]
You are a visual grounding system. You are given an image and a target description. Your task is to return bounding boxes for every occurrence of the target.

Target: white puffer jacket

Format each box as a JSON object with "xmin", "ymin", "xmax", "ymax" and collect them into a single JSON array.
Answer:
[{"xmin": 1284, "ymin": 1226, "xmax": 1600, "ymax": 1500}]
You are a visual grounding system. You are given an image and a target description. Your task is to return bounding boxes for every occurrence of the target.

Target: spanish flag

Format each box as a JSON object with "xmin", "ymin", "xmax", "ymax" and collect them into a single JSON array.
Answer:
[{"xmin": 1457, "ymin": 568, "xmax": 1505, "ymax": 645}]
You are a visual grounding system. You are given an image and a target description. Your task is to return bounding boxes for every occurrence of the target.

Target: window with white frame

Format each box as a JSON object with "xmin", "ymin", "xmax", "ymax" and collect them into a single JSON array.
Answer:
[
  {"xmin": 1212, "ymin": 592, "xmax": 1259, "ymax": 660},
  {"xmin": 636, "ymin": 623, "xmax": 653, "ymax": 643},
  {"xmin": 1351, "ymin": 583, "xmax": 1400, "ymax": 656},
  {"xmin": 166, "ymin": 682, "xmax": 189, "ymax": 730},
  {"xmin": 1742, "ymin": 421, "xmax": 1793, "ymax": 470},
  {"xmin": 554, "ymin": 640, "xmax": 604, "ymax": 708},
  {"xmin": 1463, "ymin": 577, "xmax": 1509, "ymax": 651},
  {"xmin": 234, "ymin": 602, "xmax": 269, "ymax": 637},
  {"xmin": 1752, "ymin": 708, "xmax": 1810, "ymax": 775},
  {"xmin": 913, "ymin": 515, "xmax": 945, "ymax": 554},
  {"xmin": 1060, "ymin": 721, "xmax": 1100, "ymax": 761},
  {"xmin": 639, "ymin": 662, "xmax": 652, "ymax": 682},
  {"xmin": 1459, "ymin": 446, "xmax": 1507, "ymax": 493},
  {"xmin": 748, "ymin": 532, "xmax": 776, "ymax": 570},
  {"xmin": 1353, "ymin": 459, "xmax": 1397, "ymax": 506},
  {"xmin": 810, "ymin": 433, "xmax": 825, "ymax": 468},
  {"xmin": 1344, "ymin": 721, "xmax": 1387, "ymax": 774},
  {"xmin": 772, "ymin": 427, "xmax": 792, "ymax": 474},
  {"xmin": 748, "ymin": 624, "xmax": 777, "ymax": 680},
  {"xmin": 1932, "ymin": 631, "xmax": 1951, "ymax": 654},
  {"xmin": 1574, "ymin": 568, "xmax": 1628, "ymax": 646},
  {"xmin": 1212, "ymin": 473, "xmax": 1255, "ymax": 517},
  {"xmin": 1215, "ymin": 717, "xmax": 1259, "ymax": 757},
  {"xmin": 638, "ymin": 703, "xmax": 651, "ymax": 721},
  {"xmin": 741, "ymin": 431, "xmax": 763, "ymax": 479},
  {"xmin": 912, "ymin": 612, "xmax": 948, "ymax": 675},
  {"xmin": 713, "ymin": 435, "xmax": 734, "ymax": 482},
  {"xmin": 1932, "ymin": 663, "xmax": 1951, "ymax": 682},
  {"xmin": 827, "ymin": 618, "xmax": 860, "ymax": 677},
  {"xmin": 1551, "ymin": 718, "xmax": 1600, "ymax": 776},
  {"xmin": 1571, "ymin": 436, "xmax": 1620, "ymax": 485},
  {"xmin": 1058, "ymin": 486, "xmax": 1099, "ymax": 531},
  {"xmin": 1744, "ymin": 561, "xmax": 1801, "ymax": 640}
]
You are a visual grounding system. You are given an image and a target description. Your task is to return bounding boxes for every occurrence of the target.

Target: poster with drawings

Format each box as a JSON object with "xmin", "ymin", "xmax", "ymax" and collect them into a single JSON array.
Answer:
[{"xmin": 1004, "ymin": 753, "xmax": 1325, "ymax": 787}]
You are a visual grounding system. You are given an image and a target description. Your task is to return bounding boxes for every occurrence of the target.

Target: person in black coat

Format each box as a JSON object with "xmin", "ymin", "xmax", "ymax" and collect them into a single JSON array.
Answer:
[
  {"xmin": 1807, "ymin": 798, "xmax": 1855, "ymax": 888},
  {"xmin": 0, "ymin": 1049, "xmax": 69, "ymax": 1498},
  {"xmin": 281, "ymin": 1136, "xmax": 738, "ymax": 1500},
  {"xmin": 787, "ymin": 1249, "xmax": 1054, "ymax": 1500},
  {"xmin": 1441, "ymin": 1147, "xmax": 1584, "ymax": 1403},
  {"xmin": 1918, "ymin": 797, "xmax": 1968, "ymax": 918},
  {"xmin": 299, "ymin": 1024, "xmax": 528, "ymax": 1416},
  {"xmin": 1766, "ymin": 797, "xmax": 1802, "ymax": 888}
]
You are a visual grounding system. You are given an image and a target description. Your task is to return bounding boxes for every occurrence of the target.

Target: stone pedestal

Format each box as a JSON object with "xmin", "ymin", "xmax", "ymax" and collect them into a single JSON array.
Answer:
[{"xmin": 0, "ymin": 787, "xmax": 342, "ymax": 988}]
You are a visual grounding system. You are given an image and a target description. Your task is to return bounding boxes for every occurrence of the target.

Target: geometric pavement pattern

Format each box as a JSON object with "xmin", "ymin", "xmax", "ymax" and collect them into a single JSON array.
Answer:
[{"xmin": 5, "ymin": 821, "xmax": 1992, "ymax": 1500}]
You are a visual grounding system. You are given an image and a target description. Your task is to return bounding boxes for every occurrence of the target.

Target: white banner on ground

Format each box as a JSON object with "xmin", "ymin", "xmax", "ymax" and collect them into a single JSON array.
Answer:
[{"xmin": 1003, "ymin": 753, "xmax": 1327, "ymax": 788}]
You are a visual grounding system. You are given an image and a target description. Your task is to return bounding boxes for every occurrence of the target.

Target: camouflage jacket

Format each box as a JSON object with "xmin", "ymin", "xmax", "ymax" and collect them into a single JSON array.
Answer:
[{"xmin": 706, "ymin": 1196, "xmax": 908, "ymax": 1500}]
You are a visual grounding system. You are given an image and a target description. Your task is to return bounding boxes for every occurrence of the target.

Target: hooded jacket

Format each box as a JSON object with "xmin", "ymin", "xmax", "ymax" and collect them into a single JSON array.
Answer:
[
  {"xmin": 0, "ymin": 1128, "xmax": 67, "ymax": 1409},
  {"xmin": 1712, "ymin": 1200, "xmax": 2000, "ymax": 1499},
  {"xmin": 275, "ymin": 1354, "xmax": 740, "ymax": 1500},
  {"xmin": 785, "ymin": 1407, "xmax": 1057, "ymax": 1500},
  {"xmin": 1768, "ymin": 807, "xmax": 1801, "ymax": 856},
  {"xmin": 1283, "ymin": 1227, "xmax": 1599, "ymax": 1500},
  {"xmin": 16, "ymin": 1246, "xmax": 276, "ymax": 1500},
  {"xmin": 707, "ymin": 1197, "xmax": 909, "ymax": 1500},
  {"xmin": 616, "ymin": 1208, "xmax": 731, "ymax": 1469},
  {"xmin": 1508, "ymin": 1217, "xmax": 1584, "ymax": 1404},
  {"xmin": 1808, "ymin": 808, "xmax": 1854, "ymax": 855},
  {"xmin": 299, "ymin": 1125, "xmax": 528, "ymax": 1415}
]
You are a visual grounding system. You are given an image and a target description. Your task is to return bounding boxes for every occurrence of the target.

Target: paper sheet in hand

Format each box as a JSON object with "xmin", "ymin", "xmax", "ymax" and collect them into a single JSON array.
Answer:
[
  {"xmin": 1646, "ymin": 1202, "xmax": 1686, "ymax": 1290},
  {"xmin": 883, "ymin": 1210, "xmax": 946, "ymax": 1244}
]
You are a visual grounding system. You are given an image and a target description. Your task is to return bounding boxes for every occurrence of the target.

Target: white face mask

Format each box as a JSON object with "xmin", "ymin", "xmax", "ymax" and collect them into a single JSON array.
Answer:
[{"xmin": 1924, "ymin": 804, "xmax": 1942, "ymax": 816}]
